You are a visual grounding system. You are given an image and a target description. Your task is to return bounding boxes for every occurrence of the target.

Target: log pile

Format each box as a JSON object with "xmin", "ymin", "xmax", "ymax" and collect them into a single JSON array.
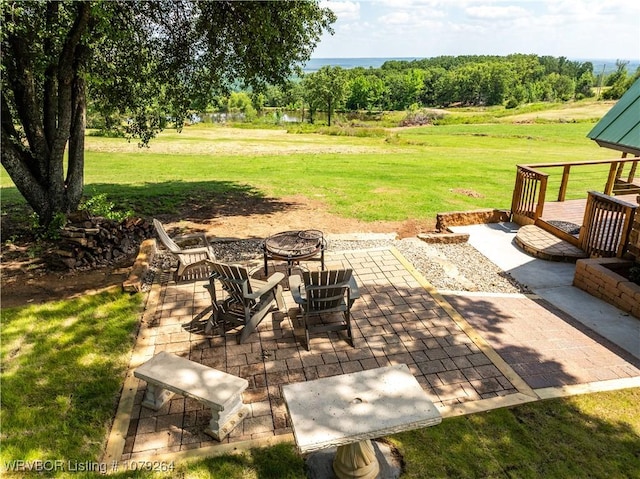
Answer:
[{"xmin": 54, "ymin": 212, "xmax": 154, "ymax": 270}]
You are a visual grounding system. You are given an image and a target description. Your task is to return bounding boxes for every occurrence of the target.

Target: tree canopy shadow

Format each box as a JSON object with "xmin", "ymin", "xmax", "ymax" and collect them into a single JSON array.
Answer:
[
  {"xmin": 82, "ymin": 180, "xmax": 299, "ymax": 221},
  {"xmin": 443, "ymin": 293, "xmax": 640, "ymax": 389},
  {"xmin": 392, "ymin": 388, "xmax": 640, "ymax": 478},
  {"xmin": 1, "ymin": 180, "xmax": 301, "ymax": 239}
]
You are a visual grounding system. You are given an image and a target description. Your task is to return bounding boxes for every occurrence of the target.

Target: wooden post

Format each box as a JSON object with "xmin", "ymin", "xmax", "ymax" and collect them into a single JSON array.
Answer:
[
  {"xmin": 511, "ymin": 167, "xmax": 524, "ymax": 217},
  {"xmin": 628, "ymin": 159, "xmax": 638, "ymax": 183},
  {"xmin": 604, "ymin": 162, "xmax": 618, "ymax": 195},
  {"xmin": 579, "ymin": 192, "xmax": 596, "ymax": 254},
  {"xmin": 617, "ymin": 206, "xmax": 636, "ymax": 258},
  {"xmin": 558, "ymin": 164, "xmax": 571, "ymax": 201},
  {"xmin": 535, "ymin": 175, "xmax": 548, "ymax": 220}
]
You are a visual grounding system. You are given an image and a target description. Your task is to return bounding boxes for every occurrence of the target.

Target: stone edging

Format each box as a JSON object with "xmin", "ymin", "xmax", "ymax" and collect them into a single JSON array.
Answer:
[{"xmin": 122, "ymin": 239, "xmax": 156, "ymax": 292}]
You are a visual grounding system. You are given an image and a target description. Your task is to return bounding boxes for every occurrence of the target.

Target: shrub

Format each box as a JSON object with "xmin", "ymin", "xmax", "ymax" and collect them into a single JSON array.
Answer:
[
  {"xmin": 400, "ymin": 109, "xmax": 444, "ymax": 127},
  {"xmin": 79, "ymin": 193, "xmax": 133, "ymax": 222}
]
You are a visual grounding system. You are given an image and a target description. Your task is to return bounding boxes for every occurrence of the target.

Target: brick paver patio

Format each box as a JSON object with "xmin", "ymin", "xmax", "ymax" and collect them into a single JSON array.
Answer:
[
  {"xmin": 444, "ymin": 293, "xmax": 640, "ymax": 388},
  {"xmin": 116, "ymin": 246, "xmax": 640, "ymax": 461}
]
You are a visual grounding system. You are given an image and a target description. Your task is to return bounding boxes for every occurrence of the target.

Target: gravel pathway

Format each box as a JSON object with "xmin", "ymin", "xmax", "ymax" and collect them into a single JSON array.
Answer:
[{"xmin": 148, "ymin": 236, "xmax": 529, "ymax": 294}]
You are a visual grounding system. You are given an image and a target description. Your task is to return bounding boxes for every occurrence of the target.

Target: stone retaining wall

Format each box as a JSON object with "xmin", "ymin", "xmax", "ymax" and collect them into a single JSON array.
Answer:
[
  {"xmin": 573, "ymin": 257, "xmax": 640, "ymax": 319},
  {"xmin": 436, "ymin": 209, "xmax": 510, "ymax": 231}
]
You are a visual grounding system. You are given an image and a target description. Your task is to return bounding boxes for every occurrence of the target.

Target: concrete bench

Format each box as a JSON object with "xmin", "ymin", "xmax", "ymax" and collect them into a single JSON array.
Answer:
[{"xmin": 134, "ymin": 351, "xmax": 248, "ymax": 441}]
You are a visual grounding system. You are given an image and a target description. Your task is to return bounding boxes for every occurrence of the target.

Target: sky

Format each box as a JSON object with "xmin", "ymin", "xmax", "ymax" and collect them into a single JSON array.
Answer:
[{"xmin": 313, "ymin": 0, "xmax": 640, "ymax": 60}]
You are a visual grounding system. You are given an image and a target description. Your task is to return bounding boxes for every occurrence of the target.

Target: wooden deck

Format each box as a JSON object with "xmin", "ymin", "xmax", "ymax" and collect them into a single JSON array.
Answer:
[{"xmin": 540, "ymin": 193, "xmax": 638, "ymax": 226}]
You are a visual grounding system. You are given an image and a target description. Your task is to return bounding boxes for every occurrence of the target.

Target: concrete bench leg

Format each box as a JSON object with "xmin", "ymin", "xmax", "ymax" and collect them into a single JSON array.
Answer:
[
  {"xmin": 142, "ymin": 383, "xmax": 174, "ymax": 410},
  {"xmin": 333, "ymin": 439, "xmax": 380, "ymax": 479},
  {"xmin": 205, "ymin": 395, "xmax": 249, "ymax": 441}
]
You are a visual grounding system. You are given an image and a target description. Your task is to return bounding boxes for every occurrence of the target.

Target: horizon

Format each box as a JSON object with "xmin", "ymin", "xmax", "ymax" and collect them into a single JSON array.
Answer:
[
  {"xmin": 303, "ymin": 55, "xmax": 640, "ymax": 75},
  {"xmin": 314, "ymin": 1, "xmax": 640, "ymax": 60},
  {"xmin": 309, "ymin": 55, "xmax": 638, "ymax": 61}
]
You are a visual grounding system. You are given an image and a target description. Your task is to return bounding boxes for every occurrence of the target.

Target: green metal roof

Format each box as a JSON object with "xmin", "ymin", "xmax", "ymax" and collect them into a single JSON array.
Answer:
[{"xmin": 587, "ymin": 78, "xmax": 640, "ymax": 156}]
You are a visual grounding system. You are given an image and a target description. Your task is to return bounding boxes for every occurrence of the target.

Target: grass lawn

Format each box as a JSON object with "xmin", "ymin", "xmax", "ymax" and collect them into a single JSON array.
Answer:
[
  {"xmin": 393, "ymin": 389, "xmax": 640, "ymax": 478},
  {"xmin": 2, "ymin": 101, "xmax": 638, "ymax": 478},
  {"xmin": 1, "ymin": 290, "xmax": 143, "ymax": 477},
  {"xmin": 1, "ymin": 104, "xmax": 618, "ymax": 223}
]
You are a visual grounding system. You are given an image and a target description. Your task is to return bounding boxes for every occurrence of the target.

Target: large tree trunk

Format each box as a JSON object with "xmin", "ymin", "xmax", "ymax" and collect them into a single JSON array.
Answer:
[
  {"xmin": 1, "ymin": 2, "xmax": 90, "ymax": 227},
  {"xmin": 1, "ymin": 85, "xmax": 86, "ymax": 227}
]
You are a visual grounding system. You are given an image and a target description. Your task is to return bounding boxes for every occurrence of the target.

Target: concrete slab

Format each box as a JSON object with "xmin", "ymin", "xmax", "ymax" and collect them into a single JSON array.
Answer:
[
  {"xmin": 451, "ymin": 223, "xmax": 640, "ymax": 359},
  {"xmin": 327, "ymin": 232, "xmax": 398, "ymax": 241}
]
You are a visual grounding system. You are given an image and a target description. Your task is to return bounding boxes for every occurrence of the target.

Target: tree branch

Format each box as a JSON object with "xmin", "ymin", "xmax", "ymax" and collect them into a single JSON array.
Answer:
[
  {"xmin": 5, "ymin": 34, "xmax": 50, "ymax": 170},
  {"xmin": 1, "ymin": 126, "xmax": 45, "ymax": 211},
  {"xmin": 43, "ymin": 1, "xmax": 59, "ymax": 149},
  {"xmin": 49, "ymin": 2, "xmax": 91, "ymax": 190}
]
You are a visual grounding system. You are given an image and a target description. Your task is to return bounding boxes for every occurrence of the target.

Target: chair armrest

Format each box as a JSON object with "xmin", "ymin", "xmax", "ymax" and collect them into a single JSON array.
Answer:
[
  {"xmin": 245, "ymin": 272, "xmax": 285, "ymax": 300},
  {"xmin": 174, "ymin": 232, "xmax": 211, "ymax": 247},
  {"xmin": 347, "ymin": 276, "xmax": 360, "ymax": 300},
  {"xmin": 176, "ymin": 245, "xmax": 215, "ymax": 258},
  {"xmin": 289, "ymin": 274, "xmax": 306, "ymax": 305}
]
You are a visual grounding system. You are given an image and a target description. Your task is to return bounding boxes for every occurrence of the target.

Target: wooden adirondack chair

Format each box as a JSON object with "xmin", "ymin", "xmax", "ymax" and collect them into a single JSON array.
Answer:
[
  {"xmin": 204, "ymin": 261, "xmax": 286, "ymax": 343},
  {"xmin": 153, "ymin": 219, "xmax": 215, "ymax": 280},
  {"xmin": 290, "ymin": 268, "xmax": 360, "ymax": 351}
]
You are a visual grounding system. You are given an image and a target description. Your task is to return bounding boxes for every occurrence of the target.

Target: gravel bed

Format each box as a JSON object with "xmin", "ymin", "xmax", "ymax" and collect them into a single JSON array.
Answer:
[
  {"xmin": 330, "ymin": 238, "xmax": 529, "ymax": 294},
  {"xmin": 393, "ymin": 239, "xmax": 529, "ymax": 294},
  {"xmin": 145, "ymin": 237, "xmax": 529, "ymax": 294}
]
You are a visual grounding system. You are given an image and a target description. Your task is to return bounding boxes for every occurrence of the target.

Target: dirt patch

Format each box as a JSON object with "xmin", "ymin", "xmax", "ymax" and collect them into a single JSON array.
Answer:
[
  {"xmin": 450, "ymin": 188, "xmax": 484, "ymax": 198},
  {"xmin": 1, "ymin": 194, "xmax": 436, "ymax": 309}
]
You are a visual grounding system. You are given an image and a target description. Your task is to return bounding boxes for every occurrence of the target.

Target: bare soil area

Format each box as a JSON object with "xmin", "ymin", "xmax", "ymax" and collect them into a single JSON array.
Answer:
[{"xmin": 1, "ymin": 194, "xmax": 436, "ymax": 309}]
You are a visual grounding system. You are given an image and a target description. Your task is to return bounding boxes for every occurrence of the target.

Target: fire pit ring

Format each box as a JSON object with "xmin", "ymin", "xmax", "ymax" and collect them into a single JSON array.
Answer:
[{"xmin": 263, "ymin": 230, "xmax": 326, "ymax": 275}]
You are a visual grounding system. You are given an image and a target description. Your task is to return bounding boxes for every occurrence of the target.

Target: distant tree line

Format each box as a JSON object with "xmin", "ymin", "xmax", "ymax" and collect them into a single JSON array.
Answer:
[
  {"xmin": 88, "ymin": 54, "xmax": 639, "ymax": 129},
  {"xmin": 242, "ymin": 54, "xmax": 638, "ymax": 125}
]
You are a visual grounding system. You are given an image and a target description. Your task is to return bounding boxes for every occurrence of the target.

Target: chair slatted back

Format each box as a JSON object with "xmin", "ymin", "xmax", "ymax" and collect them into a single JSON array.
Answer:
[
  {"xmin": 209, "ymin": 261, "xmax": 252, "ymax": 304},
  {"xmin": 302, "ymin": 269, "xmax": 352, "ymax": 312},
  {"xmin": 153, "ymin": 219, "xmax": 182, "ymax": 254}
]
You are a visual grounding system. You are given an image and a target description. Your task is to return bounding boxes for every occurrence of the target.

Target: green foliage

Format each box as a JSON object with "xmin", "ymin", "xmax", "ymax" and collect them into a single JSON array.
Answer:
[
  {"xmin": 29, "ymin": 211, "xmax": 67, "ymax": 240},
  {"xmin": 602, "ymin": 62, "xmax": 635, "ymax": 100},
  {"xmin": 226, "ymin": 92, "xmax": 257, "ymax": 121},
  {"xmin": 259, "ymin": 54, "xmax": 626, "ymax": 117},
  {"xmin": 79, "ymin": 193, "xmax": 133, "ymax": 221},
  {"xmin": 1, "ymin": 0, "xmax": 335, "ymax": 227},
  {"xmin": 302, "ymin": 66, "xmax": 348, "ymax": 125}
]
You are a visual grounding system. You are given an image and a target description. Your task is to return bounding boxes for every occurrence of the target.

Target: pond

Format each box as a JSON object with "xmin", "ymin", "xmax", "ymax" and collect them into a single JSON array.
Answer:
[{"xmin": 193, "ymin": 110, "xmax": 330, "ymax": 124}]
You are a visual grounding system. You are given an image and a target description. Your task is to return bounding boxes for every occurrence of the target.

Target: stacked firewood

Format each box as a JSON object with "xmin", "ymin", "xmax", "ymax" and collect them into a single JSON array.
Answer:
[{"xmin": 54, "ymin": 212, "xmax": 154, "ymax": 270}]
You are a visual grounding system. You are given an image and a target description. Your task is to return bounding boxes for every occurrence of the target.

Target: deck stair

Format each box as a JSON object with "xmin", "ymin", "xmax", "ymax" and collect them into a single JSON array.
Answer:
[{"xmin": 515, "ymin": 224, "xmax": 588, "ymax": 262}]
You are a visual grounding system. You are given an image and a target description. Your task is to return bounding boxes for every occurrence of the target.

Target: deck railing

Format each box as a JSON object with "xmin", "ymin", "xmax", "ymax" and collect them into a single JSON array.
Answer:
[
  {"xmin": 512, "ymin": 158, "xmax": 639, "ymax": 220},
  {"xmin": 579, "ymin": 191, "xmax": 637, "ymax": 258},
  {"xmin": 511, "ymin": 165, "xmax": 548, "ymax": 223},
  {"xmin": 511, "ymin": 158, "xmax": 639, "ymax": 257}
]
